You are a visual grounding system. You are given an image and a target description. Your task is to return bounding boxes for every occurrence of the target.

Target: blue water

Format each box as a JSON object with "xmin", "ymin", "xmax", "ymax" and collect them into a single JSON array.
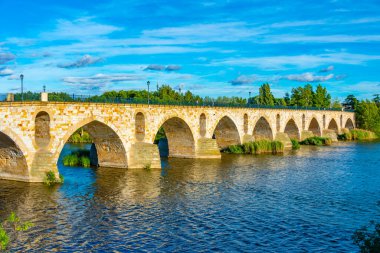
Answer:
[{"xmin": 0, "ymin": 142, "xmax": 379, "ymax": 252}]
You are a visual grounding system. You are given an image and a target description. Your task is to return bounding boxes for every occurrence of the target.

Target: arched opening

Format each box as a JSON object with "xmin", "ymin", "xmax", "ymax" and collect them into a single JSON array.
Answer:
[
  {"xmin": 0, "ymin": 132, "xmax": 28, "ymax": 177},
  {"xmin": 345, "ymin": 118, "xmax": 354, "ymax": 130},
  {"xmin": 308, "ymin": 118, "xmax": 321, "ymax": 136},
  {"xmin": 200, "ymin": 113, "xmax": 206, "ymax": 137},
  {"xmin": 284, "ymin": 119, "xmax": 300, "ymax": 140},
  {"xmin": 135, "ymin": 112, "xmax": 145, "ymax": 141},
  {"xmin": 253, "ymin": 117, "xmax": 273, "ymax": 140},
  {"xmin": 154, "ymin": 117, "xmax": 195, "ymax": 158},
  {"xmin": 328, "ymin": 119, "xmax": 339, "ymax": 133},
  {"xmin": 213, "ymin": 116, "xmax": 240, "ymax": 149},
  {"xmin": 302, "ymin": 114, "xmax": 306, "ymax": 130},
  {"xmin": 35, "ymin": 111, "xmax": 51, "ymax": 148},
  {"xmin": 276, "ymin": 114, "xmax": 280, "ymax": 132},
  {"xmin": 244, "ymin": 114, "xmax": 248, "ymax": 134},
  {"xmin": 59, "ymin": 120, "xmax": 127, "ymax": 169}
]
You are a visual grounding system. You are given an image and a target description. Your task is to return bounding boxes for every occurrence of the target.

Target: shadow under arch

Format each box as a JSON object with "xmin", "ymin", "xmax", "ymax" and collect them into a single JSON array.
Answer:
[
  {"xmin": 0, "ymin": 131, "xmax": 29, "ymax": 179},
  {"xmin": 345, "ymin": 118, "xmax": 355, "ymax": 129},
  {"xmin": 328, "ymin": 118, "xmax": 339, "ymax": 133},
  {"xmin": 253, "ymin": 116, "xmax": 273, "ymax": 140},
  {"xmin": 154, "ymin": 116, "xmax": 195, "ymax": 158},
  {"xmin": 308, "ymin": 118, "xmax": 322, "ymax": 136},
  {"xmin": 284, "ymin": 118, "xmax": 300, "ymax": 140},
  {"xmin": 55, "ymin": 119, "xmax": 128, "ymax": 168},
  {"xmin": 212, "ymin": 116, "xmax": 240, "ymax": 149}
]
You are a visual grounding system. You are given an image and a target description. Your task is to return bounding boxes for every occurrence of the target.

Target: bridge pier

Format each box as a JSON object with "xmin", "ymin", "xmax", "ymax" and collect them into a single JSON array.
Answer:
[
  {"xmin": 322, "ymin": 130, "xmax": 338, "ymax": 141},
  {"xmin": 128, "ymin": 142, "xmax": 161, "ymax": 169},
  {"xmin": 301, "ymin": 130, "xmax": 314, "ymax": 141},
  {"xmin": 275, "ymin": 133, "xmax": 292, "ymax": 148},
  {"xmin": 195, "ymin": 138, "xmax": 221, "ymax": 158}
]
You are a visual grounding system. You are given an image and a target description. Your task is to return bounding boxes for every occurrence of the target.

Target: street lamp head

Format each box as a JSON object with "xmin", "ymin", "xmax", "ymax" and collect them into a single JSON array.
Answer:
[
  {"xmin": 147, "ymin": 80, "xmax": 150, "ymax": 86},
  {"xmin": 20, "ymin": 74, "xmax": 24, "ymax": 80}
]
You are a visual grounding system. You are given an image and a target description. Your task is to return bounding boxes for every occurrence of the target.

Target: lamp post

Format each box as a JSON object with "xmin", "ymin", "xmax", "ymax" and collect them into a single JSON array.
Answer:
[
  {"xmin": 147, "ymin": 80, "xmax": 150, "ymax": 105},
  {"xmin": 248, "ymin": 91, "xmax": 251, "ymax": 106},
  {"xmin": 43, "ymin": 85, "xmax": 46, "ymax": 92},
  {"xmin": 20, "ymin": 74, "xmax": 24, "ymax": 102},
  {"xmin": 179, "ymin": 87, "xmax": 182, "ymax": 105}
]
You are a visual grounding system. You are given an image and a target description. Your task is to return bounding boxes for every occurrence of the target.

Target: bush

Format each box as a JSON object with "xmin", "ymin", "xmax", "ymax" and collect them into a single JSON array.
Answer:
[
  {"xmin": 300, "ymin": 137, "xmax": 332, "ymax": 146},
  {"xmin": 338, "ymin": 129, "xmax": 377, "ymax": 141},
  {"xmin": 351, "ymin": 129, "xmax": 377, "ymax": 140},
  {"xmin": 224, "ymin": 140, "xmax": 284, "ymax": 155},
  {"xmin": 63, "ymin": 150, "xmax": 91, "ymax": 167},
  {"xmin": 291, "ymin": 139, "xmax": 300, "ymax": 150},
  {"xmin": 43, "ymin": 171, "xmax": 63, "ymax": 186},
  {"xmin": 0, "ymin": 212, "xmax": 33, "ymax": 251}
]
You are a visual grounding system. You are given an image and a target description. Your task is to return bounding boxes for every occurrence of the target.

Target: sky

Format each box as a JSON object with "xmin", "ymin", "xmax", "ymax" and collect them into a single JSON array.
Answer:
[{"xmin": 0, "ymin": 0, "xmax": 379, "ymax": 100}]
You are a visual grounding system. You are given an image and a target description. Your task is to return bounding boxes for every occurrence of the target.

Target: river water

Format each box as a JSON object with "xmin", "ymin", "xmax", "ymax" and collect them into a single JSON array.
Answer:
[{"xmin": 0, "ymin": 142, "xmax": 379, "ymax": 252}]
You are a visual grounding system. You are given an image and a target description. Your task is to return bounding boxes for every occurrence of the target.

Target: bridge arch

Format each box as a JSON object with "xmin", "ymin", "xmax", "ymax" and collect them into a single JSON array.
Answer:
[
  {"xmin": 0, "ymin": 130, "xmax": 29, "ymax": 179},
  {"xmin": 35, "ymin": 111, "xmax": 51, "ymax": 149},
  {"xmin": 345, "ymin": 118, "xmax": 355, "ymax": 130},
  {"xmin": 253, "ymin": 116, "xmax": 273, "ymax": 141},
  {"xmin": 308, "ymin": 118, "xmax": 322, "ymax": 136},
  {"xmin": 276, "ymin": 114, "xmax": 281, "ymax": 132},
  {"xmin": 284, "ymin": 118, "xmax": 300, "ymax": 140},
  {"xmin": 213, "ymin": 116, "xmax": 240, "ymax": 149},
  {"xmin": 328, "ymin": 118, "xmax": 339, "ymax": 133},
  {"xmin": 54, "ymin": 118, "xmax": 128, "ymax": 168},
  {"xmin": 155, "ymin": 116, "xmax": 195, "ymax": 158},
  {"xmin": 135, "ymin": 112, "xmax": 145, "ymax": 141}
]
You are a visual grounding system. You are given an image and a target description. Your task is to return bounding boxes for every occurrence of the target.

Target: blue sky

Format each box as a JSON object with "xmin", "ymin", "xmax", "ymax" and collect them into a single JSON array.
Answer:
[{"xmin": 0, "ymin": 0, "xmax": 379, "ymax": 99}]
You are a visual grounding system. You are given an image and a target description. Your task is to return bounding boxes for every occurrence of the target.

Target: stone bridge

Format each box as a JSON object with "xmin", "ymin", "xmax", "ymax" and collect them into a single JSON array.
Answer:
[{"xmin": 0, "ymin": 102, "xmax": 355, "ymax": 182}]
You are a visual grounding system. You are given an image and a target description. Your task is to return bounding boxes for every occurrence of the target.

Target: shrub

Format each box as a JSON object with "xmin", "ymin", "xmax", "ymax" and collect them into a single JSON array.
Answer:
[
  {"xmin": 0, "ymin": 225, "xmax": 9, "ymax": 251},
  {"xmin": 291, "ymin": 139, "xmax": 300, "ymax": 150},
  {"xmin": 80, "ymin": 156, "xmax": 91, "ymax": 167},
  {"xmin": 63, "ymin": 150, "xmax": 91, "ymax": 168},
  {"xmin": 351, "ymin": 129, "xmax": 377, "ymax": 140},
  {"xmin": 0, "ymin": 212, "xmax": 34, "ymax": 251},
  {"xmin": 224, "ymin": 140, "xmax": 284, "ymax": 155},
  {"xmin": 300, "ymin": 137, "xmax": 332, "ymax": 146},
  {"xmin": 43, "ymin": 171, "xmax": 63, "ymax": 186}
]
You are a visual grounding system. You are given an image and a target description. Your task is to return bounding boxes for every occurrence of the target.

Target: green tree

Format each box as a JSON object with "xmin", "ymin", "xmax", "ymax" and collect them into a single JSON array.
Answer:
[
  {"xmin": 355, "ymin": 100, "xmax": 380, "ymax": 135},
  {"xmin": 290, "ymin": 84, "xmax": 314, "ymax": 107},
  {"xmin": 343, "ymin": 94, "xmax": 358, "ymax": 110},
  {"xmin": 257, "ymin": 83, "xmax": 275, "ymax": 106},
  {"xmin": 313, "ymin": 84, "xmax": 331, "ymax": 108},
  {"xmin": 331, "ymin": 98, "xmax": 342, "ymax": 109},
  {"xmin": 352, "ymin": 220, "xmax": 380, "ymax": 253}
]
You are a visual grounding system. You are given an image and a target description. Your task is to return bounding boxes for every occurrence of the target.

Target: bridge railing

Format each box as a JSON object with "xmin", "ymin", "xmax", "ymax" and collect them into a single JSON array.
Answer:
[{"xmin": 1, "ymin": 93, "xmax": 353, "ymax": 112}]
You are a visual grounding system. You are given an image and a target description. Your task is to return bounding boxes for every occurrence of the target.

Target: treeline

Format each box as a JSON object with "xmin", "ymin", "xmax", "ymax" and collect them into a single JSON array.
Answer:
[{"xmin": 343, "ymin": 94, "xmax": 380, "ymax": 136}]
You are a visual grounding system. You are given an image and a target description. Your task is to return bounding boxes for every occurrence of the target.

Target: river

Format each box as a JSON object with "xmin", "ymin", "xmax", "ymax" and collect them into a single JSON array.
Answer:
[{"xmin": 0, "ymin": 142, "xmax": 379, "ymax": 252}]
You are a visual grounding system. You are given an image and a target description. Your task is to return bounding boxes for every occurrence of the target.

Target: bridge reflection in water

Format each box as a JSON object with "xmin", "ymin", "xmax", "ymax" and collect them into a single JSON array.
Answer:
[{"xmin": 0, "ymin": 142, "xmax": 379, "ymax": 251}]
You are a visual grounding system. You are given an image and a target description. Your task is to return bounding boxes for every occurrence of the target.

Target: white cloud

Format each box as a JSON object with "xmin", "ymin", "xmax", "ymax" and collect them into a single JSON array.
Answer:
[
  {"xmin": 319, "ymin": 65, "xmax": 334, "ymax": 72},
  {"xmin": 62, "ymin": 73, "xmax": 143, "ymax": 85},
  {"xmin": 229, "ymin": 75, "xmax": 255, "ymax": 86},
  {"xmin": 212, "ymin": 52, "xmax": 380, "ymax": 70},
  {"xmin": 41, "ymin": 17, "xmax": 122, "ymax": 40},
  {"xmin": 0, "ymin": 67, "xmax": 13, "ymax": 77},
  {"xmin": 284, "ymin": 72, "xmax": 334, "ymax": 82},
  {"xmin": 57, "ymin": 55, "xmax": 103, "ymax": 68},
  {"xmin": 0, "ymin": 53, "xmax": 15, "ymax": 64}
]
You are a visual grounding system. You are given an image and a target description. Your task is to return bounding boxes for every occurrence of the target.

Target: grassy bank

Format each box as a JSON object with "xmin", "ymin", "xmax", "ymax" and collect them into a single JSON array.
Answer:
[
  {"xmin": 338, "ymin": 129, "xmax": 378, "ymax": 141},
  {"xmin": 223, "ymin": 140, "xmax": 284, "ymax": 155},
  {"xmin": 68, "ymin": 128, "xmax": 92, "ymax": 143},
  {"xmin": 63, "ymin": 150, "xmax": 91, "ymax": 167},
  {"xmin": 300, "ymin": 137, "xmax": 332, "ymax": 146}
]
